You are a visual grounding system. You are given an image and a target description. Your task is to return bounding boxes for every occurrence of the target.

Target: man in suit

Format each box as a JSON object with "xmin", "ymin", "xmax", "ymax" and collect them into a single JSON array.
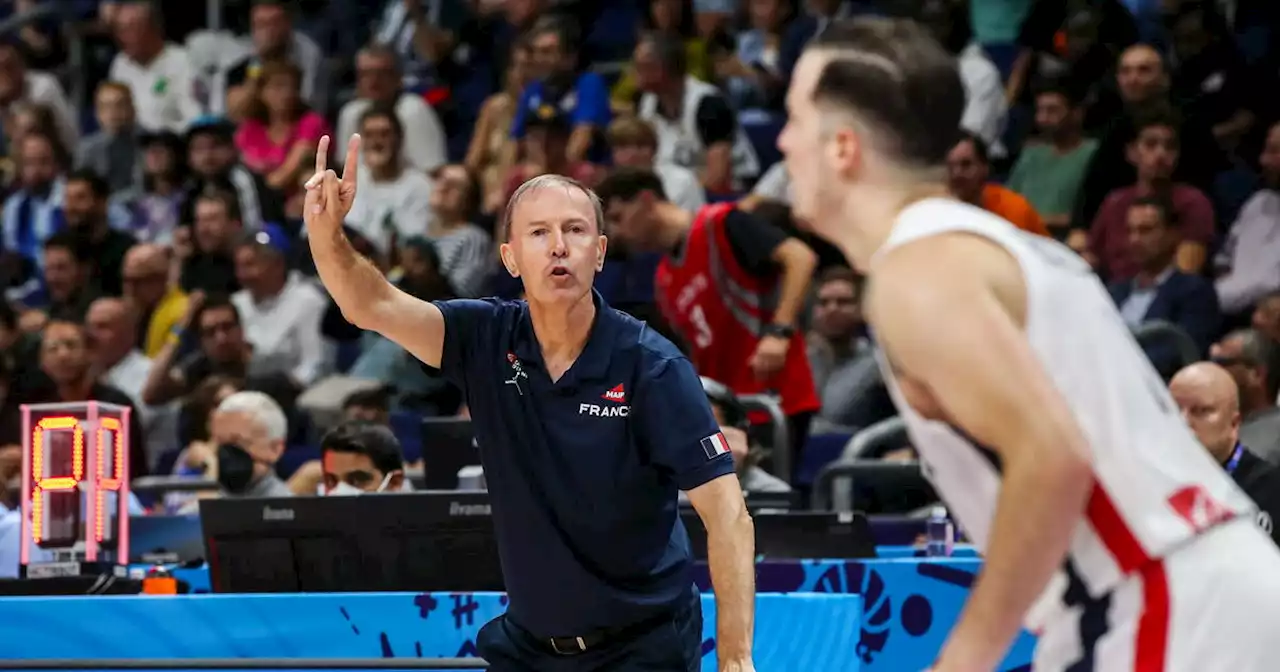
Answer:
[
  {"xmin": 1169, "ymin": 362, "xmax": 1280, "ymax": 546},
  {"xmin": 1108, "ymin": 193, "xmax": 1221, "ymax": 377}
]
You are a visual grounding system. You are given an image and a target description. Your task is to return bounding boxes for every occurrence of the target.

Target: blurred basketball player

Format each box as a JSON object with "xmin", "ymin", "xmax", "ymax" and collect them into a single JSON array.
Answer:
[{"xmin": 778, "ymin": 17, "xmax": 1280, "ymax": 672}]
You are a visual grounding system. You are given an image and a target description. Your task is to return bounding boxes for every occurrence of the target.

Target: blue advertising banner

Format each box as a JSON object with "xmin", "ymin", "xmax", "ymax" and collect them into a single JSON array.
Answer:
[{"xmin": 0, "ymin": 593, "xmax": 862, "ymax": 672}]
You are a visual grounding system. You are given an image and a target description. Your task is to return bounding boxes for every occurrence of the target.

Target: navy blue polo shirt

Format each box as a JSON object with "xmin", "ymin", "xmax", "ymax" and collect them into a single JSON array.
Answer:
[{"xmin": 434, "ymin": 291, "xmax": 734, "ymax": 638}]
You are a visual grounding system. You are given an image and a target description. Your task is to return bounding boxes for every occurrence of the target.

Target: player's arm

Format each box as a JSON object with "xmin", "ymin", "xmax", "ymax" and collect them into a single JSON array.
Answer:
[
  {"xmin": 639, "ymin": 357, "xmax": 755, "ymax": 669},
  {"xmin": 304, "ymin": 135, "xmax": 447, "ymax": 368},
  {"xmin": 722, "ymin": 211, "xmax": 816, "ymax": 328},
  {"xmin": 867, "ymin": 236, "xmax": 1094, "ymax": 672}
]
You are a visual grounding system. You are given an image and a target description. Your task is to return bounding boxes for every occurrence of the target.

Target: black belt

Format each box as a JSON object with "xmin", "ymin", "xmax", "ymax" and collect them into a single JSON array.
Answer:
[{"xmin": 543, "ymin": 605, "xmax": 679, "ymax": 656}]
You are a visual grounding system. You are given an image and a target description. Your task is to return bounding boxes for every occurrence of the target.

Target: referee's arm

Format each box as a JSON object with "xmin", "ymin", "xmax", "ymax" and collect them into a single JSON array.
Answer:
[
  {"xmin": 303, "ymin": 135, "xmax": 447, "ymax": 368},
  {"xmin": 639, "ymin": 356, "xmax": 756, "ymax": 668}
]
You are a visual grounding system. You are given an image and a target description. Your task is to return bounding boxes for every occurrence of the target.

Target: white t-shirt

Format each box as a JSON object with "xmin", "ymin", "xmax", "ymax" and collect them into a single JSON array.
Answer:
[
  {"xmin": 109, "ymin": 45, "xmax": 203, "ymax": 133},
  {"xmin": 336, "ymin": 94, "xmax": 448, "ymax": 173},
  {"xmin": 345, "ymin": 168, "xmax": 434, "ymax": 256}
]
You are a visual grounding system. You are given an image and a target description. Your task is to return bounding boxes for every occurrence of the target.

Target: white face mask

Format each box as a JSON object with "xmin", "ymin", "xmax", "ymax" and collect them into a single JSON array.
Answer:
[{"xmin": 320, "ymin": 472, "xmax": 395, "ymax": 497}]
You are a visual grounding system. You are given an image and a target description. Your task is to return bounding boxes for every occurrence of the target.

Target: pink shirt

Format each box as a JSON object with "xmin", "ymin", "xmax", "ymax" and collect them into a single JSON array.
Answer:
[
  {"xmin": 1088, "ymin": 184, "xmax": 1216, "ymax": 281},
  {"xmin": 235, "ymin": 111, "xmax": 330, "ymax": 177}
]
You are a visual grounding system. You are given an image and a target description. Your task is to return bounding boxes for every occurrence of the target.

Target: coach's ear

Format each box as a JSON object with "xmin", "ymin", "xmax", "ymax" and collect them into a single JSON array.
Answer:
[
  {"xmin": 499, "ymin": 242, "xmax": 519, "ymax": 277},
  {"xmin": 595, "ymin": 234, "xmax": 607, "ymax": 271}
]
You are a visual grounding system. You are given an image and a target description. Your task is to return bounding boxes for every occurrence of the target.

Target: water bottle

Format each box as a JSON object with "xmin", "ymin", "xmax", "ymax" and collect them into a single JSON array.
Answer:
[{"xmin": 925, "ymin": 505, "xmax": 954, "ymax": 558}]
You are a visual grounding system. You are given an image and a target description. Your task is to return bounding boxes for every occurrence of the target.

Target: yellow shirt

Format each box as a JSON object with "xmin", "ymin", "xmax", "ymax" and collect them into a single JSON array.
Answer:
[{"xmin": 143, "ymin": 287, "xmax": 189, "ymax": 357}]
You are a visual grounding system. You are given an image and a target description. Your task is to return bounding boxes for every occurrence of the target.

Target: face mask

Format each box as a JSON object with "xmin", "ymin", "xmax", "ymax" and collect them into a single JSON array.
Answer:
[
  {"xmin": 217, "ymin": 443, "xmax": 255, "ymax": 494},
  {"xmin": 321, "ymin": 473, "xmax": 395, "ymax": 497}
]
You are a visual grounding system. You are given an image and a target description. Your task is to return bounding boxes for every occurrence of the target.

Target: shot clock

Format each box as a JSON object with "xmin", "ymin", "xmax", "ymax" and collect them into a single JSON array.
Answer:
[{"xmin": 18, "ymin": 401, "xmax": 132, "ymax": 578}]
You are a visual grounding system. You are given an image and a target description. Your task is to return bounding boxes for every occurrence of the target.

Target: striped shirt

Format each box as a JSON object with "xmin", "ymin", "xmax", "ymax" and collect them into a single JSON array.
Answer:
[{"xmin": 430, "ymin": 223, "xmax": 493, "ymax": 299}]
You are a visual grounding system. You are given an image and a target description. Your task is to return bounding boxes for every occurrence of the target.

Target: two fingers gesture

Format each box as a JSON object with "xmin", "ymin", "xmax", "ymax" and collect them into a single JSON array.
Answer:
[{"xmin": 302, "ymin": 134, "xmax": 362, "ymax": 235}]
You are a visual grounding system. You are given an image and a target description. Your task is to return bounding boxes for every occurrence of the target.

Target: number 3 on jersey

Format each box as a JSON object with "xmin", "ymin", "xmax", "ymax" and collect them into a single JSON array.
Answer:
[{"xmin": 689, "ymin": 304, "xmax": 714, "ymax": 349}]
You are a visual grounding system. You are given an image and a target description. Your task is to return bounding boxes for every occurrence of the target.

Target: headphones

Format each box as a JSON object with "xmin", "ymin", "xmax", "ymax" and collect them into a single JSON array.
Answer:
[{"xmin": 700, "ymin": 376, "xmax": 748, "ymax": 430}]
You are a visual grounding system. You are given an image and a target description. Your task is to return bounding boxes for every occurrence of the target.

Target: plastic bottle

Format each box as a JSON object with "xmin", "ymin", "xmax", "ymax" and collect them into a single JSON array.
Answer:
[{"xmin": 925, "ymin": 505, "xmax": 954, "ymax": 558}]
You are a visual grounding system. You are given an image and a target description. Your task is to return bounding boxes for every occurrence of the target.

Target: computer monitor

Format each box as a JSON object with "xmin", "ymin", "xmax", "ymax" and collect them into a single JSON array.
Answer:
[
  {"xmin": 681, "ymin": 511, "xmax": 876, "ymax": 560},
  {"xmin": 419, "ymin": 418, "xmax": 480, "ymax": 489},
  {"xmin": 128, "ymin": 514, "xmax": 205, "ymax": 565},
  {"xmin": 846, "ymin": 462, "xmax": 938, "ymax": 515},
  {"xmin": 199, "ymin": 492, "xmax": 503, "ymax": 593}
]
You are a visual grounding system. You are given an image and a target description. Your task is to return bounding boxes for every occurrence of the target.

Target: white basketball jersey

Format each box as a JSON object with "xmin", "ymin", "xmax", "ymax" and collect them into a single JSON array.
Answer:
[{"xmin": 873, "ymin": 198, "xmax": 1256, "ymax": 629}]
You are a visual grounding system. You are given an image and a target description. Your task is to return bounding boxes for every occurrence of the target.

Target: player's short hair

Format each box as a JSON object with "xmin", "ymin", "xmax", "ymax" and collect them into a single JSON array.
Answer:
[
  {"xmin": 1129, "ymin": 193, "xmax": 1179, "ymax": 229},
  {"xmin": 594, "ymin": 168, "xmax": 668, "ymax": 204},
  {"xmin": 806, "ymin": 17, "xmax": 965, "ymax": 170},
  {"xmin": 217, "ymin": 390, "xmax": 289, "ymax": 443},
  {"xmin": 954, "ymin": 131, "xmax": 989, "ymax": 165},
  {"xmin": 501, "ymin": 174, "xmax": 604, "ymax": 242},
  {"xmin": 321, "ymin": 421, "xmax": 405, "ymax": 475}
]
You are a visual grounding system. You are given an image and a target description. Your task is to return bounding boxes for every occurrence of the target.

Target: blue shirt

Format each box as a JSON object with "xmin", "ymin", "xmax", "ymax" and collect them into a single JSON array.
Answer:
[
  {"xmin": 510, "ymin": 72, "xmax": 612, "ymax": 139},
  {"xmin": 434, "ymin": 291, "xmax": 733, "ymax": 637}
]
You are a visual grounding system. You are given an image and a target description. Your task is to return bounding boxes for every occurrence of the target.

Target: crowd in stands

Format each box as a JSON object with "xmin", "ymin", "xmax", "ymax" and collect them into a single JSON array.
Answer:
[{"xmin": 0, "ymin": 0, "xmax": 1279, "ymax": 522}]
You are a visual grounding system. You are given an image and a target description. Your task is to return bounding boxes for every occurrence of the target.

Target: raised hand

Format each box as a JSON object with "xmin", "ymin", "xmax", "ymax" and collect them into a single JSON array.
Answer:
[{"xmin": 303, "ymin": 134, "xmax": 361, "ymax": 236}]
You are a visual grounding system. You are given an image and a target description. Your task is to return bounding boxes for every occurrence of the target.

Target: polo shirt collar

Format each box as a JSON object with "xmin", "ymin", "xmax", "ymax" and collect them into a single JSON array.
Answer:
[{"xmin": 513, "ymin": 289, "xmax": 618, "ymax": 384}]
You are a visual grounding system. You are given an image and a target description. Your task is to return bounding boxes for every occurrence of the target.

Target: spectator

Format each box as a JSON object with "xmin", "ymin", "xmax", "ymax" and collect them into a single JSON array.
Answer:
[
  {"xmin": 166, "ymin": 376, "xmax": 242, "ymax": 512},
  {"xmin": 1215, "ymin": 121, "xmax": 1280, "ymax": 317},
  {"xmin": 512, "ymin": 16, "xmax": 611, "ymax": 165},
  {"xmin": 62, "ymin": 170, "xmax": 138, "ymax": 296},
  {"xmin": 1169, "ymin": 362, "xmax": 1280, "ymax": 544},
  {"xmin": 75, "ymin": 82, "xmax": 140, "ymax": 195},
  {"xmin": 233, "ymin": 60, "xmax": 330, "ymax": 219},
  {"xmin": 208, "ymin": 390, "xmax": 293, "ymax": 497},
  {"xmin": 231, "ymin": 228, "xmax": 331, "ymax": 389},
  {"xmin": 183, "ymin": 116, "xmax": 284, "ymax": 232},
  {"xmin": 0, "ymin": 41, "xmax": 77, "ymax": 151},
  {"xmin": 142, "ymin": 293, "xmax": 259, "ymax": 407},
  {"xmin": 718, "ymin": 0, "xmax": 792, "ymax": 109},
  {"xmin": 334, "ymin": 44, "xmax": 448, "ymax": 174},
  {"xmin": 126, "ymin": 130, "xmax": 188, "ymax": 244},
  {"xmin": 180, "ymin": 190, "xmax": 243, "ymax": 296},
  {"xmin": 342, "ymin": 387, "xmax": 392, "ymax": 424},
  {"xmin": 1167, "ymin": 3, "xmax": 1260, "ymax": 154},
  {"xmin": 1211, "ymin": 328, "xmax": 1280, "ymax": 463},
  {"xmin": 805, "ymin": 267, "xmax": 890, "ymax": 430},
  {"xmin": 466, "ymin": 42, "xmax": 533, "ymax": 214},
  {"xmin": 122, "ymin": 243, "xmax": 189, "ymax": 358},
  {"xmin": 1076, "ymin": 45, "xmax": 1226, "ymax": 225},
  {"xmin": 1006, "ymin": 0, "xmax": 1137, "ymax": 113},
  {"xmin": 219, "ymin": 0, "xmax": 328, "ymax": 117},
  {"xmin": 1006, "ymin": 82, "xmax": 1098, "ymax": 240},
  {"xmin": 1087, "ymin": 110, "xmax": 1216, "ymax": 280},
  {"xmin": 368, "ymin": 0, "xmax": 470, "ymax": 93},
  {"xmin": 426, "ymin": 165, "xmax": 492, "ymax": 298},
  {"xmin": 2, "ymin": 131, "xmax": 66, "ymax": 295},
  {"xmin": 1252, "ymin": 291, "xmax": 1280, "ymax": 343},
  {"xmin": 633, "ymin": 30, "xmax": 759, "ymax": 191},
  {"xmin": 86, "ymin": 297, "xmax": 151, "ymax": 410},
  {"xmin": 319, "ymin": 421, "xmax": 407, "ymax": 495},
  {"xmin": 701, "ymin": 377, "xmax": 790, "ymax": 493},
  {"xmin": 1108, "ymin": 195, "xmax": 1221, "ymax": 373},
  {"xmin": 611, "ymin": 0, "xmax": 713, "ymax": 113},
  {"xmin": 344, "ymin": 105, "xmax": 433, "ymax": 259},
  {"xmin": 597, "ymin": 168, "xmax": 819, "ymax": 463},
  {"xmin": 916, "ymin": 0, "xmax": 1008, "ymax": 159},
  {"xmin": 37, "ymin": 232, "xmax": 99, "ymax": 323},
  {"xmin": 22, "ymin": 319, "xmax": 147, "ymax": 478},
  {"xmin": 945, "ymin": 132, "xmax": 1049, "ymax": 236},
  {"xmin": 505, "ymin": 106, "xmax": 600, "ymax": 200},
  {"xmin": 107, "ymin": 1, "xmax": 202, "ymax": 133},
  {"xmin": 608, "ymin": 117, "xmax": 704, "ymax": 213}
]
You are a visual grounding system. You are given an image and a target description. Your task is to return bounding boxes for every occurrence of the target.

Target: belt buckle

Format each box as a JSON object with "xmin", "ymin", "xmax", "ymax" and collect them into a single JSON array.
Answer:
[{"xmin": 550, "ymin": 636, "xmax": 587, "ymax": 655}]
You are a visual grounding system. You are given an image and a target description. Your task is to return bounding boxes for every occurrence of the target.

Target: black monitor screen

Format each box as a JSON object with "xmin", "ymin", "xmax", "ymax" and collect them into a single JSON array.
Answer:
[{"xmin": 200, "ymin": 493, "xmax": 504, "ymax": 594}]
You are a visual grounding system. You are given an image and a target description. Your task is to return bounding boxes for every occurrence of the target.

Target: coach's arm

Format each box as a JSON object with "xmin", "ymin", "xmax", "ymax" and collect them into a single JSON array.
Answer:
[
  {"xmin": 304, "ymin": 135, "xmax": 447, "ymax": 368},
  {"xmin": 687, "ymin": 476, "xmax": 755, "ymax": 671},
  {"xmin": 866, "ymin": 233, "xmax": 1094, "ymax": 672}
]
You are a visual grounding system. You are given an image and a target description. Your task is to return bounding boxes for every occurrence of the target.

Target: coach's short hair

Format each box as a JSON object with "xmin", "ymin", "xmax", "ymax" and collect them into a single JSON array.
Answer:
[
  {"xmin": 807, "ymin": 17, "xmax": 965, "ymax": 170},
  {"xmin": 501, "ymin": 174, "xmax": 604, "ymax": 242}
]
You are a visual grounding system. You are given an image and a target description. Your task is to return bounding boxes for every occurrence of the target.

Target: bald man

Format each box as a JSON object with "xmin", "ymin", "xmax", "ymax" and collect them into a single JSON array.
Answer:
[
  {"xmin": 122, "ymin": 244, "xmax": 189, "ymax": 357},
  {"xmin": 1170, "ymin": 362, "xmax": 1280, "ymax": 545}
]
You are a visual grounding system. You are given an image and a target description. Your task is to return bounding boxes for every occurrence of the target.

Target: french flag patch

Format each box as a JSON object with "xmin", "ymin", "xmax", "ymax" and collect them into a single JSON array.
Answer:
[{"xmin": 701, "ymin": 432, "xmax": 731, "ymax": 460}]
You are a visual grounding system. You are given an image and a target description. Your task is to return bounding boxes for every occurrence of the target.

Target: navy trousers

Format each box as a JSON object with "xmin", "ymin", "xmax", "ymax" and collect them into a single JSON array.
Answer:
[{"xmin": 476, "ymin": 591, "xmax": 702, "ymax": 672}]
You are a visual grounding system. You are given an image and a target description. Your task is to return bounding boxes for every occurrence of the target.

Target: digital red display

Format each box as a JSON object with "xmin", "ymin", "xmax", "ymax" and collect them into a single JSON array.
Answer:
[{"xmin": 29, "ymin": 415, "xmax": 83, "ymax": 546}]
